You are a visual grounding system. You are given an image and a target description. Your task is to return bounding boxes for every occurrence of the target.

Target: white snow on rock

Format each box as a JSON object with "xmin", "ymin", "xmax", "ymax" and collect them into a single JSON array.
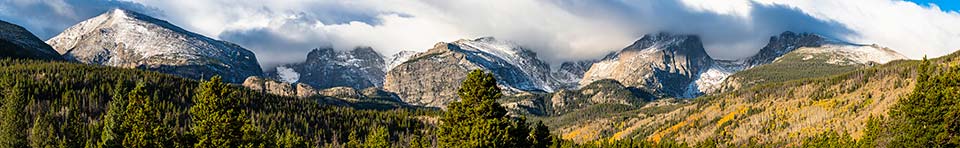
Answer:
[
  {"xmin": 790, "ymin": 44, "xmax": 907, "ymax": 65},
  {"xmin": 683, "ymin": 64, "xmax": 738, "ymax": 97},
  {"xmin": 453, "ymin": 37, "xmax": 558, "ymax": 92},
  {"xmin": 46, "ymin": 8, "xmax": 262, "ymax": 82},
  {"xmin": 385, "ymin": 50, "xmax": 419, "ymax": 70},
  {"xmin": 276, "ymin": 66, "xmax": 299, "ymax": 83}
]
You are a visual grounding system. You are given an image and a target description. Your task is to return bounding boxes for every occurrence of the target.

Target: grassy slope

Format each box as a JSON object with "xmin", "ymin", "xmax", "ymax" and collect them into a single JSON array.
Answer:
[
  {"xmin": 559, "ymin": 51, "xmax": 960, "ymax": 146},
  {"xmin": 721, "ymin": 48, "xmax": 865, "ymax": 92}
]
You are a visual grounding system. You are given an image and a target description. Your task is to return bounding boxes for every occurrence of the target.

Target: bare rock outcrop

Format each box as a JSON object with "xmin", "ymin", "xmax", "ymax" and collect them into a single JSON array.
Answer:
[
  {"xmin": 243, "ymin": 76, "xmax": 403, "ymax": 104},
  {"xmin": 243, "ymin": 76, "xmax": 317, "ymax": 97},
  {"xmin": 384, "ymin": 37, "xmax": 559, "ymax": 108}
]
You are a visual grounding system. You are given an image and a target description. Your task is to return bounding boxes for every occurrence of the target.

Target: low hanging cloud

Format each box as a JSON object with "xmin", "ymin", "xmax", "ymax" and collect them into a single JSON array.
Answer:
[
  {"xmin": 758, "ymin": 0, "xmax": 960, "ymax": 59},
  {"xmin": 550, "ymin": 0, "xmax": 856, "ymax": 60},
  {"xmin": 2, "ymin": 0, "xmax": 959, "ymax": 69}
]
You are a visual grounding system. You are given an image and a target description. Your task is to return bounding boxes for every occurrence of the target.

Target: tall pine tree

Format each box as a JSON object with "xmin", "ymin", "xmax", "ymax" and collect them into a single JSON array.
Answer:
[
  {"xmin": 437, "ymin": 69, "xmax": 531, "ymax": 147},
  {"xmin": 191, "ymin": 76, "xmax": 245, "ymax": 147},
  {"xmin": 29, "ymin": 108, "xmax": 56, "ymax": 148},
  {"xmin": 99, "ymin": 80, "xmax": 128, "ymax": 148},
  {"xmin": 529, "ymin": 121, "xmax": 552, "ymax": 148},
  {"xmin": 363, "ymin": 126, "xmax": 390, "ymax": 148},
  {"xmin": 120, "ymin": 81, "xmax": 171, "ymax": 147},
  {"xmin": 1, "ymin": 82, "xmax": 28, "ymax": 147},
  {"xmin": 888, "ymin": 56, "xmax": 960, "ymax": 147}
]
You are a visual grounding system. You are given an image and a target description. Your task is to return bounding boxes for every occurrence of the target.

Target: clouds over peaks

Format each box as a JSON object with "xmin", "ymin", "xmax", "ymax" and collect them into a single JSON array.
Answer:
[{"xmin": 2, "ymin": 0, "xmax": 959, "ymax": 68}]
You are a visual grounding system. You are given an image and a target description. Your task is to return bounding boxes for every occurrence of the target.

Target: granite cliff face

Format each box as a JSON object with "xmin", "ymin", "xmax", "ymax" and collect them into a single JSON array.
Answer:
[
  {"xmin": 46, "ymin": 9, "xmax": 262, "ymax": 83},
  {"xmin": 742, "ymin": 31, "xmax": 831, "ymax": 67},
  {"xmin": 243, "ymin": 76, "xmax": 402, "ymax": 103},
  {"xmin": 268, "ymin": 47, "xmax": 387, "ymax": 89},
  {"xmin": 385, "ymin": 50, "xmax": 419, "ymax": 70},
  {"xmin": 383, "ymin": 37, "xmax": 560, "ymax": 108},
  {"xmin": 580, "ymin": 33, "xmax": 715, "ymax": 98},
  {"xmin": 243, "ymin": 76, "xmax": 318, "ymax": 98},
  {"xmin": 0, "ymin": 20, "xmax": 62, "ymax": 60},
  {"xmin": 552, "ymin": 60, "xmax": 596, "ymax": 90}
]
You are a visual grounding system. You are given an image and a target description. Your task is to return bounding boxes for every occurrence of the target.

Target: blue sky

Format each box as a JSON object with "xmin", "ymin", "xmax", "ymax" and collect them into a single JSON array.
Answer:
[{"xmin": 907, "ymin": 0, "xmax": 960, "ymax": 12}]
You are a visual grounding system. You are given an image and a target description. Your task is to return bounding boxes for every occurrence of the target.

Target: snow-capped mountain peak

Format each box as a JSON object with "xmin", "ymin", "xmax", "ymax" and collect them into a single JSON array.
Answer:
[
  {"xmin": 786, "ymin": 44, "xmax": 907, "ymax": 65},
  {"xmin": 385, "ymin": 50, "xmax": 419, "ymax": 70},
  {"xmin": 581, "ymin": 33, "xmax": 713, "ymax": 98},
  {"xmin": 384, "ymin": 37, "xmax": 564, "ymax": 107},
  {"xmin": 46, "ymin": 8, "xmax": 262, "ymax": 83},
  {"xmin": 743, "ymin": 31, "xmax": 830, "ymax": 67},
  {"xmin": 451, "ymin": 37, "xmax": 557, "ymax": 92}
]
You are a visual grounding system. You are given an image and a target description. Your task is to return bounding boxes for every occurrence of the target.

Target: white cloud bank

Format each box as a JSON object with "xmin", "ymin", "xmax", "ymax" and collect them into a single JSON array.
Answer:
[
  {"xmin": 758, "ymin": 0, "xmax": 960, "ymax": 59},
  {"xmin": 2, "ymin": 0, "xmax": 959, "ymax": 68}
]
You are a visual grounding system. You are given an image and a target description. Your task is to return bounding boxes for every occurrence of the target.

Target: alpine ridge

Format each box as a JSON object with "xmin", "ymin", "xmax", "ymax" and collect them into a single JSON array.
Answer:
[
  {"xmin": 46, "ymin": 8, "xmax": 262, "ymax": 83},
  {"xmin": 580, "ymin": 33, "xmax": 715, "ymax": 98},
  {"xmin": 577, "ymin": 32, "xmax": 908, "ymax": 98},
  {"xmin": 268, "ymin": 47, "xmax": 387, "ymax": 89},
  {"xmin": 0, "ymin": 20, "xmax": 62, "ymax": 60},
  {"xmin": 384, "ymin": 37, "xmax": 564, "ymax": 108},
  {"xmin": 719, "ymin": 32, "xmax": 907, "ymax": 92}
]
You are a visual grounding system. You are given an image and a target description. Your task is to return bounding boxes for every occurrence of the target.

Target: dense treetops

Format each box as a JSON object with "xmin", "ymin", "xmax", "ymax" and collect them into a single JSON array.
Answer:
[{"xmin": 0, "ymin": 59, "xmax": 436, "ymax": 147}]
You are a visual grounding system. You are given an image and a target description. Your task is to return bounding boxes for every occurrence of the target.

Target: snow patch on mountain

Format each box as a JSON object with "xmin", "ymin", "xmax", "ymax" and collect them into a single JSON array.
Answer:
[
  {"xmin": 452, "ymin": 37, "xmax": 558, "ymax": 92},
  {"xmin": 790, "ymin": 44, "xmax": 907, "ymax": 65},
  {"xmin": 551, "ymin": 60, "xmax": 596, "ymax": 90},
  {"xmin": 683, "ymin": 63, "xmax": 739, "ymax": 97},
  {"xmin": 46, "ymin": 8, "xmax": 262, "ymax": 83},
  {"xmin": 276, "ymin": 66, "xmax": 299, "ymax": 83},
  {"xmin": 385, "ymin": 50, "xmax": 418, "ymax": 70}
]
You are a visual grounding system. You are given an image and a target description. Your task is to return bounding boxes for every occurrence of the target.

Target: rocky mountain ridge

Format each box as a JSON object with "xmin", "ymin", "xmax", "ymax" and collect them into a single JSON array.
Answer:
[
  {"xmin": 0, "ymin": 20, "xmax": 62, "ymax": 60},
  {"xmin": 580, "ymin": 33, "xmax": 715, "ymax": 98},
  {"xmin": 46, "ymin": 8, "xmax": 262, "ymax": 83},
  {"xmin": 383, "ymin": 37, "xmax": 567, "ymax": 108},
  {"xmin": 578, "ymin": 31, "xmax": 909, "ymax": 98},
  {"xmin": 243, "ymin": 76, "xmax": 403, "ymax": 103},
  {"xmin": 268, "ymin": 47, "xmax": 387, "ymax": 89}
]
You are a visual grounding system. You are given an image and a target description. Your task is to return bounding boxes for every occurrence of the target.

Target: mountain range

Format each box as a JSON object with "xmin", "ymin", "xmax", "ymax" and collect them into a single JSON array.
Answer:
[
  {"xmin": 0, "ymin": 8, "xmax": 932, "ymax": 145},
  {"xmin": 0, "ymin": 9, "xmax": 910, "ymax": 108}
]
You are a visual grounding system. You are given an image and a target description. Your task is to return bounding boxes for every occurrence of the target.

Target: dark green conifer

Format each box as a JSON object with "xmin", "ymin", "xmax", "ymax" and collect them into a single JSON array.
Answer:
[
  {"xmin": 191, "ymin": 76, "xmax": 245, "ymax": 147},
  {"xmin": 120, "ymin": 81, "xmax": 170, "ymax": 147},
  {"xmin": 99, "ymin": 80, "xmax": 128, "ymax": 148},
  {"xmin": 437, "ymin": 69, "xmax": 531, "ymax": 147},
  {"xmin": 1, "ymin": 82, "xmax": 29, "ymax": 147}
]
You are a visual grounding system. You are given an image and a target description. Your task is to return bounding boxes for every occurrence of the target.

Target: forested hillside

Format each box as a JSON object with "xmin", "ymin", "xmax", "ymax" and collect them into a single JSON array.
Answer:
[
  {"xmin": 548, "ymin": 51, "xmax": 960, "ymax": 147},
  {"xmin": 0, "ymin": 59, "xmax": 574, "ymax": 148},
  {"xmin": 0, "ymin": 52, "xmax": 957, "ymax": 147},
  {"xmin": 0, "ymin": 59, "xmax": 438, "ymax": 147}
]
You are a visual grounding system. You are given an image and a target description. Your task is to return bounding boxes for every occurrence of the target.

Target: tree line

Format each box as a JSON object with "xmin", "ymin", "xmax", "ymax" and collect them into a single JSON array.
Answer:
[{"xmin": 0, "ymin": 59, "xmax": 560, "ymax": 147}]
